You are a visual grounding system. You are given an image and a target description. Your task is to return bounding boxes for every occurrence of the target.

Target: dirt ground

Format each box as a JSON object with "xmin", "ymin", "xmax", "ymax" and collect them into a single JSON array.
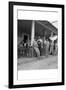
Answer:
[{"xmin": 17, "ymin": 55, "xmax": 58, "ymax": 70}]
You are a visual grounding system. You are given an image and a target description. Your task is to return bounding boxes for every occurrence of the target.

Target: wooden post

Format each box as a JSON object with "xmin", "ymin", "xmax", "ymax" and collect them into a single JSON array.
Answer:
[
  {"xmin": 31, "ymin": 20, "xmax": 35, "ymax": 57},
  {"xmin": 31, "ymin": 20, "xmax": 35, "ymax": 46}
]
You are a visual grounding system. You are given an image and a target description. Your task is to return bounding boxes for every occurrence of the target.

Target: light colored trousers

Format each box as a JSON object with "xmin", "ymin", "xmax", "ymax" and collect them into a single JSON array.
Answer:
[
  {"xmin": 50, "ymin": 45, "xmax": 54, "ymax": 54},
  {"xmin": 34, "ymin": 47, "xmax": 40, "ymax": 57}
]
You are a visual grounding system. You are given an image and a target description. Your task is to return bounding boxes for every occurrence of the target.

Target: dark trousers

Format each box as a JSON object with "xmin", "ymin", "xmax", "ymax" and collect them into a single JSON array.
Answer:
[{"xmin": 38, "ymin": 46, "xmax": 42, "ymax": 56}]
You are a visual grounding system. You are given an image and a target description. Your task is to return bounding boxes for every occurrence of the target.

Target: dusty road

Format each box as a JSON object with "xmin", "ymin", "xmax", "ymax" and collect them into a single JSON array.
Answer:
[{"xmin": 18, "ymin": 55, "xmax": 58, "ymax": 70}]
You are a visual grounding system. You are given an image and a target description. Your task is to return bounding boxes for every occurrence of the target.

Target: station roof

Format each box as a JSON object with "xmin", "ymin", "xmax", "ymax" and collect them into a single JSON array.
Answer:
[{"xmin": 18, "ymin": 20, "xmax": 58, "ymax": 37}]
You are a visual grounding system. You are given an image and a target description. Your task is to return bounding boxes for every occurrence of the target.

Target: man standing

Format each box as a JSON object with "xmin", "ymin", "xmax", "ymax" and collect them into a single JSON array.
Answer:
[
  {"xmin": 45, "ymin": 39, "xmax": 50, "ymax": 56},
  {"xmin": 33, "ymin": 39, "xmax": 40, "ymax": 57},
  {"xmin": 54, "ymin": 40, "xmax": 58, "ymax": 55},
  {"xmin": 49, "ymin": 32, "xmax": 57, "ymax": 55},
  {"xmin": 37, "ymin": 36, "xmax": 43, "ymax": 56},
  {"xmin": 49, "ymin": 40, "xmax": 54, "ymax": 55}
]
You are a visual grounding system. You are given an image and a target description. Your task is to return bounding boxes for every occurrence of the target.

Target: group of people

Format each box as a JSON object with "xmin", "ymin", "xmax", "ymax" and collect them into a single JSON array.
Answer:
[
  {"xmin": 18, "ymin": 33, "xmax": 58, "ymax": 57},
  {"xmin": 33, "ymin": 36, "xmax": 58, "ymax": 57}
]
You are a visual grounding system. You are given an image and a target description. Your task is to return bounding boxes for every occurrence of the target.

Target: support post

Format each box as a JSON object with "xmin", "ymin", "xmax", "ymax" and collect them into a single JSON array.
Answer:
[{"xmin": 31, "ymin": 20, "xmax": 35, "ymax": 46}]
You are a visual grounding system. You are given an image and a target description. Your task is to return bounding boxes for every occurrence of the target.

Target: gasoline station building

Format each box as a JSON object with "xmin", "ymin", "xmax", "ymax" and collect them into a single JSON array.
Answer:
[{"xmin": 18, "ymin": 20, "xmax": 58, "ymax": 57}]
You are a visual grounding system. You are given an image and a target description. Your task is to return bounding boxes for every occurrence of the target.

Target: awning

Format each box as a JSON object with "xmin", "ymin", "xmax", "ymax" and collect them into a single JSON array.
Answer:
[
  {"xmin": 36, "ymin": 20, "xmax": 58, "ymax": 35},
  {"xmin": 18, "ymin": 20, "xmax": 58, "ymax": 38}
]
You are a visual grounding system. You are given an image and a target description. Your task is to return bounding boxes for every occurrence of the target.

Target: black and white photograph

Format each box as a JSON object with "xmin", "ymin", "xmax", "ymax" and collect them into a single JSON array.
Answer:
[
  {"xmin": 9, "ymin": 2, "xmax": 64, "ymax": 88},
  {"xmin": 17, "ymin": 20, "xmax": 58, "ymax": 70}
]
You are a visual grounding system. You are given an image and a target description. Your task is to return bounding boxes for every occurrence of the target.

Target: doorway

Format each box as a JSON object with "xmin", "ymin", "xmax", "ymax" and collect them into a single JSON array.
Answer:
[{"xmin": 23, "ymin": 34, "xmax": 29, "ymax": 43}]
